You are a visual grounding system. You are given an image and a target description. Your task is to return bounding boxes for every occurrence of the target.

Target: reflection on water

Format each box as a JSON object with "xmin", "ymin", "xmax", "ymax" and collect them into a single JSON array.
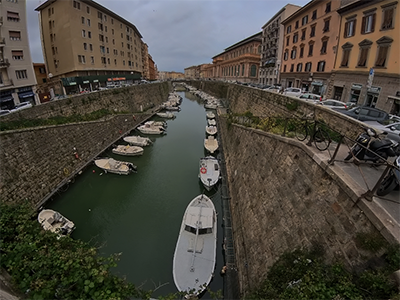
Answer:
[{"xmin": 47, "ymin": 91, "xmax": 224, "ymax": 298}]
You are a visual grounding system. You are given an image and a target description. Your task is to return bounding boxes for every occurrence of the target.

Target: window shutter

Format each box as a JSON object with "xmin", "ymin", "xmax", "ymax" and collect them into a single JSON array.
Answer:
[
  {"xmin": 353, "ymin": 19, "xmax": 357, "ymax": 35},
  {"xmin": 371, "ymin": 13, "xmax": 376, "ymax": 32},
  {"xmin": 344, "ymin": 22, "xmax": 349, "ymax": 38},
  {"xmin": 361, "ymin": 16, "xmax": 366, "ymax": 33},
  {"xmin": 376, "ymin": 46, "xmax": 388, "ymax": 66}
]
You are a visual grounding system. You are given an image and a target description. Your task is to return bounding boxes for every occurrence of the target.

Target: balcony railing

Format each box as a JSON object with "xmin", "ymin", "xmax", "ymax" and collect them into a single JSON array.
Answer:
[
  {"xmin": 0, "ymin": 37, "xmax": 5, "ymax": 46},
  {"xmin": 0, "ymin": 58, "xmax": 10, "ymax": 68},
  {"xmin": 0, "ymin": 79, "xmax": 13, "ymax": 87}
]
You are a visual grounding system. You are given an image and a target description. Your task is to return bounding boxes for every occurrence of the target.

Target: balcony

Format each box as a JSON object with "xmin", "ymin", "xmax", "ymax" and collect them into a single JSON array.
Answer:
[
  {"xmin": 0, "ymin": 79, "xmax": 13, "ymax": 87},
  {"xmin": 0, "ymin": 17, "xmax": 3, "ymax": 26},
  {"xmin": 0, "ymin": 37, "xmax": 5, "ymax": 46},
  {"xmin": 0, "ymin": 58, "xmax": 10, "ymax": 68}
]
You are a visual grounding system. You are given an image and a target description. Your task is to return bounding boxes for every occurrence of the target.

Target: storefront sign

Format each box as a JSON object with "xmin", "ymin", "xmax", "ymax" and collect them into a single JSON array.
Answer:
[
  {"xmin": 367, "ymin": 86, "xmax": 381, "ymax": 94},
  {"xmin": 93, "ymin": 79, "xmax": 99, "ymax": 83},
  {"xmin": 83, "ymin": 80, "xmax": 89, "ymax": 84},
  {"xmin": 107, "ymin": 77, "xmax": 126, "ymax": 81},
  {"xmin": 351, "ymin": 84, "xmax": 362, "ymax": 90},
  {"xmin": 311, "ymin": 80, "xmax": 323, "ymax": 86}
]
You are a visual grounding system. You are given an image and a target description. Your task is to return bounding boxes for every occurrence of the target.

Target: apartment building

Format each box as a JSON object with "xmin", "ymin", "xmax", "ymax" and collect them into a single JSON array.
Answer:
[
  {"xmin": 0, "ymin": 0, "xmax": 38, "ymax": 110},
  {"xmin": 208, "ymin": 32, "xmax": 262, "ymax": 83},
  {"xmin": 280, "ymin": 0, "xmax": 341, "ymax": 95},
  {"xmin": 35, "ymin": 0, "xmax": 143, "ymax": 94},
  {"xmin": 184, "ymin": 65, "xmax": 198, "ymax": 79},
  {"xmin": 259, "ymin": 4, "xmax": 301, "ymax": 86},
  {"xmin": 148, "ymin": 54, "xmax": 157, "ymax": 80},
  {"xmin": 328, "ymin": 0, "xmax": 399, "ymax": 115},
  {"xmin": 142, "ymin": 42, "xmax": 149, "ymax": 80}
]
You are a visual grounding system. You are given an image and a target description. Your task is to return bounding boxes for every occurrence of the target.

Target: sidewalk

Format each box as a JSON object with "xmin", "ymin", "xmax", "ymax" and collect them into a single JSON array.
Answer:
[{"xmin": 310, "ymin": 141, "xmax": 400, "ymax": 244}]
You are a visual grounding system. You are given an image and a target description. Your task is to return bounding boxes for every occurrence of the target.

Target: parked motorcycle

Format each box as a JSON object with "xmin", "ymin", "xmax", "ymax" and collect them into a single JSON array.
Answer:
[
  {"xmin": 377, "ymin": 156, "xmax": 400, "ymax": 196},
  {"xmin": 344, "ymin": 128, "xmax": 398, "ymax": 163}
]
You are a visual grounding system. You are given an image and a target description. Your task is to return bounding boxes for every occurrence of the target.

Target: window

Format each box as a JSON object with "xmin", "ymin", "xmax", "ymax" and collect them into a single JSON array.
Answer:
[
  {"xmin": 9, "ymin": 31, "xmax": 21, "ymax": 40},
  {"xmin": 87, "ymin": 6, "xmax": 90, "ymax": 13},
  {"xmin": 302, "ymin": 15, "xmax": 308, "ymax": 26},
  {"xmin": 299, "ymin": 45, "xmax": 304, "ymax": 58},
  {"xmin": 308, "ymin": 42, "xmax": 314, "ymax": 56},
  {"xmin": 89, "ymin": 44, "xmax": 93, "ymax": 51},
  {"xmin": 100, "ymin": 46, "xmax": 105, "ymax": 54},
  {"xmin": 250, "ymin": 65, "xmax": 257, "ymax": 77},
  {"xmin": 101, "ymin": 57, "xmax": 106, "ymax": 64},
  {"xmin": 357, "ymin": 39, "xmax": 372, "ymax": 66},
  {"xmin": 54, "ymin": 60, "xmax": 58, "ymax": 68},
  {"xmin": 293, "ymin": 33, "xmax": 298, "ymax": 43},
  {"xmin": 98, "ymin": 23, "xmax": 103, "ymax": 31},
  {"xmin": 284, "ymin": 65, "xmax": 287, "ymax": 72},
  {"xmin": 78, "ymin": 55, "xmax": 86, "ymax": 63},
  {"xmin": 321, "ymin": 40, "xmax": 328, "ymax": 54},
  {"xmin": 286, "ymin": 36, "xmax": 290, "ymax": 46},
  {"xmin": 290, "ymin": 64, "xmax": 294, "ymax": 72},
  {"xmin": 98, "ymin": 12, "xmax": 102, "ymax": 19},
  {"xmin": 284, "ymin": 49, "xmax": 289, "ymax": 61},
  {"xmin": 361, "ymin": 11, "xmax": 376, "ymax": 33},
  {"xmin": 375, "ymin": 36, "xmax": 393, "ymax": 67},
  {"xmin": 297, "ymin": 63, "xmax": 303, "ymax": 72},
  {"xmin": 305, "ymin": 62, "xmax": 312, "ymax": 72},
  {"xmin": 291, "ymin": 47, "xmax": 297, "ymax": 59},
  {"xmin": 310, "ymin": 25, "xmax": 316, "ymax": 37},
  {"xmin": 15, "ymin": 70, "xmax": 27, "ymax": 79},
  {"xmin": 81, "ymin": 17, "xmax": 85, "ymax": 24},
  {"xmin": 12, "ymin": 50, "xmax": 23, "ymax": 60},
  {"xmin": 82, "ymin": 30, "xmax": 86, "ymax": 37},
  {"xmin": 7, "ymin": 11, "xmax": 20, "ymax": 22},
  {"xmin": 73, "ymin": 1, "xmax": 80, "ymax": 9},
  {"xmin": 88, "ymin": 31, "xmax": 91, "ymax": 38},
  {"xmin": 344, "ymin": 18, "xmax": 356, "ymax": 37},
  {"xmin": 323, "ymin": 18, "xmax": 330, "ymax": 32},
  {"xmin": 325, "ymin": 2, "xmax": 331, "ymax": 13},
  {"xmin": 99, "ymin": 34, "xmax": 104, "ymax": 42},
  {"xmin": 87, "ymin": 19, "xmax": 91, "ymax": 26},
  {"xmin": 317, "ymin": 61, "xmax": 325, "ymax": 72},
  {"xmin": 295, "ymin": 20, "xmax": 299, "ymax": 29},
  {"xmin": 341, "ymin": 48, "xmax": 351, "ymax": 67},
  {"xmin": 83, "ymin": 42, "xmax": 87, "ymax": 50},
  {"xmin": 39, "ymin": 67, "xmax": 46, "ymax": 74},
  {"xmin": 286, "ymin": 25, "xmax": 292, "ymax": 34},
  {"xmin": 301, "ymin": 29, "xmax": 306, "ymax": 40},
  {"xmin": 312, "ymin": 10, "xmax": 317, "ymax": 20},
  {"xmin": 381, "ymin": 5, "xmax": 395, "ymax": 30}
]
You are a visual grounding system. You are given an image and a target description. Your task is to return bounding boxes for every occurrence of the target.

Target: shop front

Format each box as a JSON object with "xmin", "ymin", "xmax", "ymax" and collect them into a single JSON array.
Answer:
[
  {"xmin": 18, "ymin": 88, "xmax": 35, "ymax": 104},
  {"xmin": 364, "ymin": 86, "xmax": 381, "ymax": 108},
  {"xmin": 349, "ymin": 84, "xmax": 363, "ymax": 104},
  {"xmin": 311, "ymin": 80, "xmax": 324, "ymax": 95},
  {"xmin": 0, "ymin": 90, "xmax": 14, "ymax": 110}
]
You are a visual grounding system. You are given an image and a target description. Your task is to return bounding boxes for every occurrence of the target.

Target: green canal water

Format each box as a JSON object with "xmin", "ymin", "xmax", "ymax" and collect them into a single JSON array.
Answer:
[{"xmin": 47, "ymin": 91, "xmax": 225, "ymax": 298}]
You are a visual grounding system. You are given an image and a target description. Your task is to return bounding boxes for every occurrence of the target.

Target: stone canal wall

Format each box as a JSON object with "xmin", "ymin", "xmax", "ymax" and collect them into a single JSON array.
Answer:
[
  {"xmin": 218, "ymin": 119, "xmax": 389, "ymax": 296},
  {"xmin": 0, "ymin": 82, "xmax": 171, "ymax": 207}
]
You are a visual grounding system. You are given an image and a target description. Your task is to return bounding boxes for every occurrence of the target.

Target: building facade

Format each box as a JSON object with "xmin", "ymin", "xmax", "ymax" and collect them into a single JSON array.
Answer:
[
  {"xmin": 328, "ymin": 0, "xmax": 400, "ymax": 115},
  {"xmin": 208, "ymin": 32, "xmax": 262, "ymax": 83},
  {"xmin": 141, "ymin": 42, "xmax": 149, "ymax": 80},
  {"xmin": 259, "ymin": 4, "xmax": 301, "ymax": 86},
  {"xmin": 280, "ymin": 0, "xmax": 341, "ymax": 95},
  {"xmin": 184, "ymin": 65, "xmax": 198, "ymax": 79},
  {"xmin": 148, "ymin": 54, "xmax": 157, "ymax": 80},
  {"xmin": 0, "ymin": 0, "xmax": 39, "ymax": 110},
  {"xmin": 35, "ymin": 0, "xmax": 144, "ymax": 94}
]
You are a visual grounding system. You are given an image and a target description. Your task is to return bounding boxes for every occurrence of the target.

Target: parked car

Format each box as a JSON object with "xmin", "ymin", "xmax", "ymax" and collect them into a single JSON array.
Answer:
[
  {"xmin": 11, "ymin": 101, "xmax": 32, "ymax": 112},
  {"xmin": 298, "ymin": 93, "xmax": 322, "ymax": 102},
  {"xmin": 345, "ymin": 102, "xmax": 357, "ymax": 109},
  {"xmin": 319, "ymin": 99, "xmax": 348, "ymax": 109},
  {"xmin": 0, "ymin": 109, "xmax": 11, "ymax": 116},
  {"xmin": 283, "ymin": 87, "xmax": 302, "ymax": 97},
  {"xmin": 363, "ymin": 121, "xmax": 400, "ymax": 143},
  {"xmin": 389, "ymin": 114, "xmax": 400, "ymax": 123},
  {"xmin": 334, "ymin": 106, "xmax": 390, "ymax": 122}
]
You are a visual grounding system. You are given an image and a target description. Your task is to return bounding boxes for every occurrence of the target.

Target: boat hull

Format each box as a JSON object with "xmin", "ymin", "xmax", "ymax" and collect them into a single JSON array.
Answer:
[
  {"xmin": 199, "ymin": 156, "xmax": 220, "ymax": 190},
  {"xmin": 172, "ymin": 194, "xmax": 217, "ymax": 297},
  {"xmin": 94, "ymin": 158, "xmax": 137, "ymax": 175},
  {"xmin": 123, "ymin": 136, "xmax": 152, "ymax": 147},
  {"xmin": 112, "ymin": 145, "xmax": 144, "ymax": 156},
  {"xmin": 38, "ymin": 209, "xmax": 75, "ymax": 236}
]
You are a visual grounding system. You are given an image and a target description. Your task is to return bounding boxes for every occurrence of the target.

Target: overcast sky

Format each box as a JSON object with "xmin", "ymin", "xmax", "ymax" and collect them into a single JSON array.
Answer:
[{"xmin": 26, "ymin": 0, "xmax": 309, "ymax": 73}]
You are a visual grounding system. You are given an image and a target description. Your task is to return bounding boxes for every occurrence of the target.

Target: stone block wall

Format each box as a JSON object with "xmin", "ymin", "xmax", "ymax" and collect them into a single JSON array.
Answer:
[{"xmin": 218, "ymin": 120, "xmax": 385, "ymax": 295}]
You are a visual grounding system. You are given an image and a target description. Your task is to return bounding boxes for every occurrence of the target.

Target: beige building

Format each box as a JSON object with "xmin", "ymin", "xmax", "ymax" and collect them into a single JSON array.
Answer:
[
  {"xmin": 328, "ymin": 0, "xmax": 400, "ymax": 115},
  {"xmin": 35, "ymin": 0, "xmax": 143, "ymax": 94},
  {"xmin": 0, "ymin": 0, "xmax": 39, "ymax": 110},
  {"xmin": 207, "ymin": 32, "xmax": 262, "ymax": 83},
  {"xmin": 259, "ymin": 4, "xmax": 301, "ymax": 86},
  {"xmin": 184, "ymin": 65, "xmax": 198, "ymax": 79},
  {"xmin": 280, "ymin": 0, "xmax": 341, "ymax": 95},
  {"xmin": 141, "ymin": 42, "xmax": 149, "ymax": 80}
]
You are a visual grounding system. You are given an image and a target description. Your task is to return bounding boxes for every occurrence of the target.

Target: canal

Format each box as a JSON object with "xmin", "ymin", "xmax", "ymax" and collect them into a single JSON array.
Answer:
[{"xmin": 47, "ymin": 91, "xmax": 225, "ymax": 298}]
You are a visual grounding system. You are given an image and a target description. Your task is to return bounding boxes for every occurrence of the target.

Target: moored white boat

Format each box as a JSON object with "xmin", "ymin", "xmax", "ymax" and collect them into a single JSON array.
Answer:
[
  {"xmin": 137, "ymin": 123, "xmax": 166, "ymax": 135},
  {"xmin": 207, "ymin": 119, "xmax": 216, "ymax": 126},
  {"xmin": 172, "ymin": 194, "xmax": 217, "ymax": 297},
  {"xmin": 156, "ymin": 112, "xmax": 176, "ymax": 119},
  {"xmin": 204, "ymin": 136, "xmax": 219, "ymax": 153},
  {"xmin": 205, "ymin": 125, "xmax": 217, "ymax": 136},
  {"xmin": 123, "ymin": 135, "xmax": 153, "ymax": 146},
  {"xmin": 199, "ymin": 156, "xmax": 220, "ymax": 191},
  {"xmin": 38, "ymin": 209, "xmax": 75, "ymax": 236},
  {"xmin": 94, "ymin": 157, "xmax": 137, "ymax": 175},
  {"xmin": 206, "ymin": 111, "xmax": 215, "ymax": 119},
  {"xmin": 145, "ymin": 120, "xmax": 167, "ymax": 128},
  {"xmin": 164, "ymin": 106, "xmax": 181, "ymax": 111},
  {"xmin": 112, "ymin": 144, "xmax": 144, "ymax": 156}
]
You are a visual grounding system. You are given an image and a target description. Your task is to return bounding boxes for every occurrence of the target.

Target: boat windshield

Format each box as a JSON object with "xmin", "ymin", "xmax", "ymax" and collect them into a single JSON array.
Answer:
[{"xmin": 185, "ymin": 225, "xmax": 212, "ymax": 234}]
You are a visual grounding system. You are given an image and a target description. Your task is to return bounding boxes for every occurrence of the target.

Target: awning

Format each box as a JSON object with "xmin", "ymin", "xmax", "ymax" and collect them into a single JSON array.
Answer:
[
  {"xmin": 18, "ymin": 91, "xmax": 34, "ymax": 98},
  {"xmin": 0, "ymin": 96, "xmax": 14, "ymax": 103}
]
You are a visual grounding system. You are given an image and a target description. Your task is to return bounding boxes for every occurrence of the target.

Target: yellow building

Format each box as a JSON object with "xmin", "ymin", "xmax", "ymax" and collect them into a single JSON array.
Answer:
[
  {"xmin": 330, "ymin": 0, "xmax": 400, "ymax": 114},
  {"xmin": 35, "ymin": 0, "xmax": 143, "ymax": 94}
]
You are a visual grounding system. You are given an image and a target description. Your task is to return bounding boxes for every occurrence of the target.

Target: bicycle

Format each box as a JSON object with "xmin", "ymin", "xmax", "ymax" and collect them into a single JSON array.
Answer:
[{"xmin": 295, "ymin": 119, "xmax": 331, "ymax": 151}]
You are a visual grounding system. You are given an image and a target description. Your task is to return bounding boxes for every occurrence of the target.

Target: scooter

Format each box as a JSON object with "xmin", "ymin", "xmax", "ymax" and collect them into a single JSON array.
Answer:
[
  {"xmin": 377, "ymin": 156, "xmax": 400, "ymax": 196},
  {"xmin": 344, "ymin": 128, "xmax": 398, "ymax": 163}
]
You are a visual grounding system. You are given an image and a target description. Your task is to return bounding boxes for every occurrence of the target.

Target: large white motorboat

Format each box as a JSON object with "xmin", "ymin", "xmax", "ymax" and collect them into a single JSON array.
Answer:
[
  {"xmin": 204, "ymin": 136, "xmax": 219, "ymax": 154},
  {"xmin": 123, "ymin": 135, "xmax": 153, "ymax": 146},
  {"xmin": 137, "ymin": 123, "xmax": 166, "ymax": 135},
  {"xmin": 38, "ymin": 209, "xmax": 75, "ymax": 236},
  {"xmin": 112, "ymin": 145, "xmax": 144, "ymax": 156},
  {"xmin": 199, "ymin": 156, "xmax": 220, "ymax": 191},
  {"xmin": 206, "ymin": 125, "xmax": 217, "ymax": 136},
  {"xmin": 94, "ymin": 157, "xmax": 137, "ymax": 175},
  {"xmin": 172, "ymin": 194, "xmax": 217, "ymax": 298}
]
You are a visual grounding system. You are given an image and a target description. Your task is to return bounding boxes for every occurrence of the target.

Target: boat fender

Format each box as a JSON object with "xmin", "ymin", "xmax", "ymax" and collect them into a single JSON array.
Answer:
[
  {"xmin": 63, "ymin": 168, "xmax": 69, "ymax": 176},
  {"xmin": 200, "ymin": 167, "xmax": 207, "ymax": 174}
]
